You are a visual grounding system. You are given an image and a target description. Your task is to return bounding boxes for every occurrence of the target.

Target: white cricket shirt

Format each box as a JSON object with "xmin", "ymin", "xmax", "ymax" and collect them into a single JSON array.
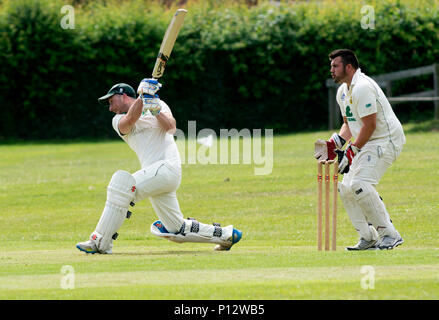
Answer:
[
  {"xmin": 336, "ymin": 68, "xmax": 406, "ymax": 147},
  {"xmin": 112, "ymin": 100, "xmax": 181, "ymax": 169}
]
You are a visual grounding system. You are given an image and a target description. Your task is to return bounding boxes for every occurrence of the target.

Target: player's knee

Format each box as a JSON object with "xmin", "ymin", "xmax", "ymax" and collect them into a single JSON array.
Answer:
[
  {"xmin": 107, "ymin": 170, "xmax": 136, "ymax": 207},
  {"xmin": 338, "ymin": 182, "xmax": 353, "ymax": 201},
  {"xmin": 350, "ymin": 180, "xmax": 373, "ymax": 201},
  {"xmin": 163, "ymin": 221, "xmax": 182, "ymax": 234},
  {"xmin": 150, "ymin": 220, "xmax": 183, "ymax": 240}
]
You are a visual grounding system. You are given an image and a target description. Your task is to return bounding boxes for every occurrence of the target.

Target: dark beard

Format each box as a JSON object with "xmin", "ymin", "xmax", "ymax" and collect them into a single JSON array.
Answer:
[{"xmin": 333, "ymin": 65, "xmax": 347, "ymax": 84}]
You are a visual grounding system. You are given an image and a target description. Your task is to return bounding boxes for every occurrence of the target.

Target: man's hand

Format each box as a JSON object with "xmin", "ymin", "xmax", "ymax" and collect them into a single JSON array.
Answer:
[
  {"xmin": 142, "ymin": 95, "xmax": 162, "ymax": 116},
  {"xmin": 335, "ymin": 142, "xmax": 361, "ymax": 174},
  {"xmin": 137, "ymin": 78, "xmax": 162, "ymax": 96},
  {"xmin": 314, "ymin": 133, "xmax": 346, "ymax": 160},
  {"xmin": 138, "ymin": 79, "xmax": 163, "ymax": 116}
]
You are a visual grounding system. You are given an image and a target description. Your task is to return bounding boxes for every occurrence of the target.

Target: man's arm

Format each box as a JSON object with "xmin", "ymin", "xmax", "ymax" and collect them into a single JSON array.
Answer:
[
  {"xmin": 353, "ymin": 113, "xmax": 376, "ymax": 149},
  {"xmin": 351, "ymin": 82, "xmax": 377, "ymax": 148},
  {"xmin": 339, "ymin": 117, "xmax": 352, "ymax": 142},
  {"xmin": 335, "ymin": 113, "xmax": 376, "ymax": 174},
  {"xmin": 156, "ymin": 112, "xmax": 177, "ymax": 134},
  {"xmin": 118, "ymin": 97, "xmax": 143, "ymax": 135}
]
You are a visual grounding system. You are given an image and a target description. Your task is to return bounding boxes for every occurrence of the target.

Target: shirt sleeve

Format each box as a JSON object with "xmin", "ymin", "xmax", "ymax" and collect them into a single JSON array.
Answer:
[
  {"xmin": 336, "ymin": 85, "xmax": 346, "ymax": 117},
  {"xmin": 353, "ymin": 83, "xmax": 377, "ymax": 118},
  {"xmin": 159, "ymin": 100, "xmax": 172, "ymax": 115},
  {"xmin": 112, "ymin": 114, "xmax": 125, "ymax": 137}
]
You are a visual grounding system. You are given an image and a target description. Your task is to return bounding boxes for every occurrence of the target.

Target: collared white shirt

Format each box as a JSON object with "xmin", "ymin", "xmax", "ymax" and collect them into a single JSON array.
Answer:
[{"xmin": 336, "ymin": 68, "xmax": 406, "ymax": 147}]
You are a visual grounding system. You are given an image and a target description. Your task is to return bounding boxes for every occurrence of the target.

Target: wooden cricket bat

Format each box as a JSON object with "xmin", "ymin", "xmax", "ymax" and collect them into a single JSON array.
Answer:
[{"xmin": 152, "ymin": 9, "xmax": 187, "ymax": 79}]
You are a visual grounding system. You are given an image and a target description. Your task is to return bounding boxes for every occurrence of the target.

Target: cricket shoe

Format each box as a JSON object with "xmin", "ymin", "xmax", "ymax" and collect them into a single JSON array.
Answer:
[
  {"xmin": 345, "ymin": 238, "xmax": 379, "ymax": 251},
  {"xmin": 378, "ymin": 232, "xmax": 404, "ymax": 250},
  {"xmin": 76, "ymin": 238, "xmax": 112, "ymax": 254},
  {"xmin": 214, "ymin": 228, "xmax": 242, "ymax": 251},
  {"xmin": 76, "ymin": 240, "xmax": 98, "ymax": 254}
]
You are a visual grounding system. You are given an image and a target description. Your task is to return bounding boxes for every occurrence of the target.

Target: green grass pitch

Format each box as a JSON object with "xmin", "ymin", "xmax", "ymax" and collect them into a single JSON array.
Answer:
[{"xmin": 0, "ymin": 124, "xmax": 438, "ymax": 300}]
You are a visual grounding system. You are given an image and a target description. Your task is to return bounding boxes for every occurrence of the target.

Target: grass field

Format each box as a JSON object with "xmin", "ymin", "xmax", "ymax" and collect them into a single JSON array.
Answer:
[{"xmin": 0, "ymin": 123, "xmax": 438, "ymax": 300}]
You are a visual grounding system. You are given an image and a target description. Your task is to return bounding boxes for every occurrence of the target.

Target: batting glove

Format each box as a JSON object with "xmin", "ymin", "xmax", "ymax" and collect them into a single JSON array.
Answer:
[
  {"xmin": 137, "ymin": 78, "xmax": 162, "ymax": 96},
  {"xmin": 141, "ymin": 94, "xmax": 161, "ymax": 116},
  {"xmin": 314, "ymin": 133, "xmax": 346, "ymax": 161},
  {"xmin": 335, "ymin": 142, "xmax": 361, "ymax": 174}
]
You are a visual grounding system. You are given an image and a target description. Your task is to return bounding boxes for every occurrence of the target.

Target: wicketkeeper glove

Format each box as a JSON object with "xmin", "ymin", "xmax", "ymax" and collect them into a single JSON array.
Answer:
[
  {"xmin": 335, "ymin": 142, "xmax": 361, "ymax": 174},
  {"xmin": 314, "ymin": 133, "xmax": 347, "ymax": 161}
]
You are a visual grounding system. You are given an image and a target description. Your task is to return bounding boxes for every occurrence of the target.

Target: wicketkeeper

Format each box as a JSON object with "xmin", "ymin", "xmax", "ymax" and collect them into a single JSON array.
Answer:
[
  {"xmin": 314, "ymin": 49, "xmax": 406, "ymax": 250},
  {"xmin": 76, "ymin": 80, "xmax": 242, "ymax": 254}
]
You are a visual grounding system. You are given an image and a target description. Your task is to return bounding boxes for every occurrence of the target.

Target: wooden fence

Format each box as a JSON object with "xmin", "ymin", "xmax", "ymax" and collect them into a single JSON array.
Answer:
[{"xmin": 325, "ymin": 64, "xmax": 439, "ymax": 129}]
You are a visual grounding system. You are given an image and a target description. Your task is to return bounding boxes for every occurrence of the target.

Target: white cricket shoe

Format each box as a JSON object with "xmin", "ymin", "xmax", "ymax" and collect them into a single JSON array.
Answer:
[
  {"xmin": 76, "ymin": 239, "xmax": 112, "ymax": 254},
  {"xmin": 346, "ymin": 238, "xmax": 379, "ymax": 251},
  {"xmin": 214, "ymin": 228, "xmax": 242, "ymax": 251},
  {"xmin": 378, "ymin": 232, "xmax": 404, "ymax": 250}
]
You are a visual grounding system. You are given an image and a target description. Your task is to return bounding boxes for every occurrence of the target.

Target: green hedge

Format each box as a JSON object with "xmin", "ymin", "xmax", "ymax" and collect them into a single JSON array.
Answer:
[{"xmin": 0, "ymin": 0, "xmax": 438, "ymax": 140}]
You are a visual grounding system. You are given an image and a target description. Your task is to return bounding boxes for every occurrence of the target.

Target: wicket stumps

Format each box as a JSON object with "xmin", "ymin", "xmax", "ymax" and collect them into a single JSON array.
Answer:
[{"xmin": 317, "ymin": 160, "xmax": 338, "ymax": 251}]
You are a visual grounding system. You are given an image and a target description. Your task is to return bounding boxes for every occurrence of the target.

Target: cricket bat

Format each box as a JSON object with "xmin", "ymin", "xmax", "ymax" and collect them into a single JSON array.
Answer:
[{"xmin": 152, "ymin": 9, "xmax": 187, "ymax": 79}]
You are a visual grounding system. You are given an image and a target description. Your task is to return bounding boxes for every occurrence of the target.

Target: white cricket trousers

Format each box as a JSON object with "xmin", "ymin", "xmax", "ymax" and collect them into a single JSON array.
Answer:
[
  {"xmin": 338, "ymin": 140, "xmax": 403, "ymax": 240},
  {"xmin": 133, "ymin": 160, "xmax": 184, "ymax": 233},
  {"xmin": 132, "ymin": 160, "xmax": 233, "ymax": 244}
]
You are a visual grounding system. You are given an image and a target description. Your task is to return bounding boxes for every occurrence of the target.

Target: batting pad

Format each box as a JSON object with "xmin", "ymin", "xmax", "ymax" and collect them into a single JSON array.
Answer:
[
  {"xmin": 351, "ymin": 180, "xmax": 396, "ymax": 238},
  {"xmin": 150, "ymin": 220, "xmax": 234, "ymax": 246},
  {"xmin": 93, "ymin": 170, "xmax": 136, "ymax": 253},
  {"xmin": 338, "ymin": 182, "xmax": 376, "ymax": 241}
]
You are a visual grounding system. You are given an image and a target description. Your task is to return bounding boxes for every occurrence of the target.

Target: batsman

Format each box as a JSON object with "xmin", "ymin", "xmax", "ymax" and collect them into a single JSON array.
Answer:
[
  {"xmin": 76, "ymin": 80, "xmax": 242, "ymax": 254},
  {"xmin": 314, "ymin": 49, "xmax": 406, "ymax": 250},
  {"xmin": 76, "ymin": 10, "xmax": 242, "ymax": 254}
]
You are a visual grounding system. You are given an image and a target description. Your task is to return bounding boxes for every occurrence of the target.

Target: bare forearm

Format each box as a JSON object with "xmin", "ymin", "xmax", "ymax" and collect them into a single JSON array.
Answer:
[
  {"xmin": 156, "ymin": 112, "xmax": 176, "ymax": 134},
  {"xmin": 118, "ymin": 97, "xmax": 143, "ymax": 135},
  {"xmin": 339, "ymin": 119, "xmax": 352, "ymax": 142},
  {"xmin": 126, "ymin": 97, "xmax": 143, "ymax": 123},
  {"xmin": 353, "ymin": 125, "xmax": 375, "ymax": 149},
  {"xmin": 353, "ymin": 113, "xmax": 376, "ymax": 149}
]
